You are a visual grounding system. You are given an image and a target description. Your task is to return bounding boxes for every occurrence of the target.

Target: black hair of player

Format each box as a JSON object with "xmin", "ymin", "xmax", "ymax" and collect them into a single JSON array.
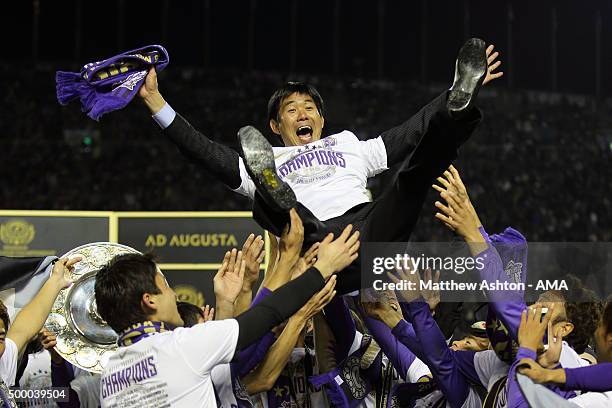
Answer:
[
  {"xmin": 267, "ymin": 82, "xmax": 325, "ymax": 123},
  {"xmin": 561, "ymin": 274, "xmax": 604, "ymax": 354},
  {"xmin": 177, "ymin": 301, "xmax": 205, "ymax": 327},
  {"xmin": 94, "ymin": 253, "xmax": 162, "ymax": 333},
  {"xmin": 0, "ymin": 300, "xmax": 10, "ymax": 332},
  {"xmin": 603, "ymin": 301, "xmax": 612, "ymax": 336}
]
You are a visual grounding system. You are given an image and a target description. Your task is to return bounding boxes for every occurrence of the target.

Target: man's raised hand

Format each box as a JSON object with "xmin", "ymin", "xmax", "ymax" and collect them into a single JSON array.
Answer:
[
  {"xmin": 294, "ymin": 275, "xmax": 337, "ymax": 322},
  {"xmin": 50, "ymin": 257, "xmax": 81, "ymax": 289},
  {"xmin": 213, "ymin": 249, "xmax": 246, "ymax": 305},
  {"xmin": 433, "ymin": 166, "xmax": 482, "ymax": 241},
  {"xmin": 279, "ymin": 209, "xmax": 304, "ymax": 268},
  {"xmin": 138, "ymin": 67, "xmax": 166, "ymax": 114},
  {"xmin": 482, "ymin": 44, "xmax": 503, "ymax": 86},
  {"xmin": 241, "ymin": 233, "xmax": 265, "ymax": 290},
  {"xmin": 313, "ymin": 225, "xmax": 360, "ymax": 279}
]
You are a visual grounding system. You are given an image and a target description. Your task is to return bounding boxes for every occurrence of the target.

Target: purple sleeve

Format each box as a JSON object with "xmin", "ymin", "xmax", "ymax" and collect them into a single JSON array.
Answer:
[
  {"xmin": 322, "ymin": 296, "xmax": 356, "ymax": 362},
  {"xmin": 564, "ymin": 364, "xmax": 612, "ymax": 392},
  {"xmin": 505, "ymin": 347, "xmax": 538, "ymax": 408},
  {"xmin": 389, "ymin": 319, "xmax": 425, "ymax": 360},
  {"xmin": 236, "ymin": 287, "xmax": 276, "ymax": 377},
  {"xmin": 476, "ymin": 230, "xmax": 526, "ymax": 341},
  {"xmin": 506, "ymin": 347, "xmax": 578, "ymax": 408},
  {"xmin": 404, "ymin": 299, "xmax": 471, "ymax": 408},
  {"xmin": 364, "ymin": 317, "xmax": 416, "ymax": 381},
  {"xmin": 50, "ymin": 360, "xmax": 81, "ymax": 408}
]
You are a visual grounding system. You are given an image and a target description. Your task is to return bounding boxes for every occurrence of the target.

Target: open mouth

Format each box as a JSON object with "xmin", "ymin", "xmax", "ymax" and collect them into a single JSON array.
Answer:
[{"xmin": 296, "ymin": 125, "xmax": 313, "ymax": 141}]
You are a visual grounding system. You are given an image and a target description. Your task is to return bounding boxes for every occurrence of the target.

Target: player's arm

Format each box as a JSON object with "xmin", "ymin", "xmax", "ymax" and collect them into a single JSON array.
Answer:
[
  {"xmin": 138, "ymin": 68, "xmax": 245, "ymax": 191},
  {"xmin": 433, "ymin": 166, "xmax": 526, "ymax": 339},
  {"xmin": 243, "ymin": 279, "xmax": 335, "ymax": 393},
  {"xmin": 361, "ymin": 295, "xmax": 428, "ymax": 381},
  {"xmin": 234, "ymin": 224, "xmax": 359, "ymax": 351},
  {"xmin": 234, "ymin": 234, "xmax": 265, "ymax": 316},
  {"xmin": 260, "ymin": 210, "xmax": 304, "ymax": 291},
  {"xmin": 7, "ymin": 258, "xmax": 80, "ymax": 355},
  {"xmin": 41, "ymin": 330, "xmax": 81, "ymax": 408},
  {"xmin": 391, "ymin": 268, "xmax": 473, "ymax": 407}
]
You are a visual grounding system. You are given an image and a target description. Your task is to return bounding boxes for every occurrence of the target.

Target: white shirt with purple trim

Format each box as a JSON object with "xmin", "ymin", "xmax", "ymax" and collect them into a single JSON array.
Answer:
[{"xmin": 153, "ymin": 104, "xmax": 388, "ymax": 221}]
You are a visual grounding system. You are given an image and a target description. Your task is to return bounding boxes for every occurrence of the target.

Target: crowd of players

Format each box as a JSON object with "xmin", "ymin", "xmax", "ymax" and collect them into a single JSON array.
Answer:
[
  {"xmin": 0, "ymin": 166, "xmax": 610, "ymax": 407},
  {"xmin": 1, "ymin": 39, "xmax": 611, "ymax": 407}
]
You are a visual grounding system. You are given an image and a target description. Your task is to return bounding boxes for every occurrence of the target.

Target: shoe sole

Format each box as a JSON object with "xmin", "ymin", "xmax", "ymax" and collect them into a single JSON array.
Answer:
[
  {"xmin": 448, "ymin": 38, "xmax": 487, "ymax": 114},
  {"xmin": 238, "ymin": 126, "xmax": 297, "ymax": 211}
]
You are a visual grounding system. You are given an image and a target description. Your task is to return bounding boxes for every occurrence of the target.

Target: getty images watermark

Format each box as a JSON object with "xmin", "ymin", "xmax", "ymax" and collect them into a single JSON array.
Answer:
[{"xmin": 360, "ymin": 242, "xmax": 610, "ymax": 302}]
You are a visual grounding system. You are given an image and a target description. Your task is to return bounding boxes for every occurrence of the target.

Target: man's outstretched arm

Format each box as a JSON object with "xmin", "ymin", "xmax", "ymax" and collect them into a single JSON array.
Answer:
[
  {"xmin": 139, "ymin": 68, "xmax": 248, "ymax": 192},
  {"xmin": 379, "ymin": 44, "xmax": 502, "ymax": 167}
]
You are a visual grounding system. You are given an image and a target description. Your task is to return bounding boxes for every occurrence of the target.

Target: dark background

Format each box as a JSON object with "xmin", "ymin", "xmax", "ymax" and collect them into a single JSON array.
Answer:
[
  {"xmin": 1, "ymin": 0, "xmax": 611, "ymax": 243},
  {"xmin": 3, "ymin": 0, "xmax": 612, "ymax": 95}
]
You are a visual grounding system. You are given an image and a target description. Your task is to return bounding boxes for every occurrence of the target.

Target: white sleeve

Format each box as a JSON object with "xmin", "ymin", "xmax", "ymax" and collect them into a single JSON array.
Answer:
[
  {"xmin": 233, "ymin": 157, "xmax": 257, "ymax": 199},
  {"xmin": 348, "ymin": 331, "xmax": 363, "ymax": 355},
  {"xmin": 569, "ymin": 391, "xmax": 612, "ymax": 408},
  {"xmin": 406, "ymin": 357, "xmax": 431, "ymax": 383},
  {"xmin": 358, "ymin": 136, "xmax": 388, "ymax": 177},
  {"xmin": 0, "ymin": 338, "xmax": 18, "ymax": 386},
  {"xmin": 473, "ymin": 350, "xmax": 509, "ymax": 390},
  {"xmin": 175, "ymin": 319, "xmax": 240, "ymax": 375},
  {"xmin": 71, "ymin": 374, "xmax": 101, "ymax": 408},
  {"xmin": 151, "ymin": 103, "xmax": 177, "ymax": 129}
]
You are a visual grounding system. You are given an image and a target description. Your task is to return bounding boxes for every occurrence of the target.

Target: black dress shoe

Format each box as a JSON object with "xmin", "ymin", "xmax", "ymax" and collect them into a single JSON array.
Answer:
[
  {"xmin": 448, "ymin": 38, "xmax": 487, "ymax": 117},
  {"xmin": 238, "ymin": 126, "xmax": 297, "ymax": 212}
]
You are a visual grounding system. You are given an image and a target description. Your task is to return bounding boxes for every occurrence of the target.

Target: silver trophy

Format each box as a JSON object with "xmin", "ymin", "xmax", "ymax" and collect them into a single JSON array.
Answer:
[{"xmin": 45, "ymin": 242, "xmax": 141, "ymax": 373}]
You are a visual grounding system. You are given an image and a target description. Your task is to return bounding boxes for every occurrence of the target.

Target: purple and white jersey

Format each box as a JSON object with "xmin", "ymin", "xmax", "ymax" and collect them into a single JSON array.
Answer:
[{"xmin": 235, "ymin": 131, "xmax": 388, "ymax": 221}]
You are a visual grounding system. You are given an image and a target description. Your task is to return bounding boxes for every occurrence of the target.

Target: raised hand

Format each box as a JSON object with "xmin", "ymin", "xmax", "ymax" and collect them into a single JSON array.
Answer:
[
  {"xmin": 482, "ymin": 44, "xmax": 503, "ymax": 85},
  {"xmin": 388, "ymin": 263, "xmax": 421, "ymax": 303},
  {"xmin": 421, "ymin": 268, "xmax": 441, "ymax": 312},
  {"xmin": 213, "ymin": 249, "xmax": 246, "ymax": 305},
  {"xmin": 290, "ymin": 242, "xmax": 320, "ymax": 280},
  {"xmin": 138, "ymin": 67, "xmax": 166, "ymax": 113},
  {"xmin": 279, "ymin": 209, "xmax": 305, "ymax": 268},
  {"xmin": 40, "ymin": 329, "xmax": 62, "ymax": 364},
  {"xmin": 433, "ymin": 167, "xmax": 482, "ymax": 242},
  {"xmin": 537, "ymin": 321, "xmax": 564, "ymax": 368},
  {"xmin": 360, "ymin": 289, "xmax": 403, "ymax": 329},
  {"xmin": 201, "ymin": 305, "xmax": 215, "ymax": 322},
  {"xmin": 138, "ymin": 67, "xmax": 159, "ymax": 99},
  {"xmin": 518, "ymin": 304, "xmax": 554, "ymax": 353},
  {"xmin": 294, "ymin": 275, "xmax": 337, "ymax": 322},
  {"xmin": 50, "ymin": 257, "xmax": 82, "ymax": 289},
  {"xmin": 313, "ymin": 225, "xmax": 360, "ymax": 279},
  {"xmin": 241, "ymin": 233, "xmax": 265, "ymax": 290}
]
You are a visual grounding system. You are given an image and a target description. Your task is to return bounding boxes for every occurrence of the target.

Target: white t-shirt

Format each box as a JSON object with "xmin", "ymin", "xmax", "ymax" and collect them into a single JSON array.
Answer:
[
  {"xmin": 0, "ymin": 338, "xmax": 18, "ymax": 387},
  {"xmin": 211, "ymin": 363, "xmax": 254, "ymax": 408},
  {"xmin": 235, "ymin": 131, "xmax": 388, "ymax": 221},
  {"xmin": 100, "ymin": 319, "xmax": 239, "ymax": 408},
  {"xmin": 71, "ymin": 369, "xmax": 101, "ymax": 408},
  {"xmin": 18, "ymin": 351, "xmax": 59, "ymax": 408},
  {"xmin": 569, "ymin": 391, "xmax": 612, "ymax": 408}
]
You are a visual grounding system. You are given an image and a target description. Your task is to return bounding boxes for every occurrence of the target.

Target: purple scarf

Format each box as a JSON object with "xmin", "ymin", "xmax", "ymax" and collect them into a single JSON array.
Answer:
[
  {"xmin": 56, "ymin": 44, "xmax": 169, "ymax": 121},
  {"xmin": 309, "ymin": 334, "xmax": 382, "ymax": 408}
]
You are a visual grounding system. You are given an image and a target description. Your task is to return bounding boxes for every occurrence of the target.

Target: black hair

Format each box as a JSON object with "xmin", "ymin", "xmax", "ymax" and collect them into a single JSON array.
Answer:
[
  {"xmin": 177, "ymin": 301, "xmax": 204, "ymax": 327},
  {"xmin": 603, "ymin": 301, "xmax": 612, "ymax": 336},
  {"xmin": 560, "ymin": 274, "xmax": 604, "ymax": 354},
  {"xmin": 94, "ymin": 253, "xmax": 162, "ymax": 333},
  {"xmin": 267, "ymin": 82, "xmax": 324, "ymax": 123},
  {"xmin": 0, "ymin": 300, "xmax": 10, "ymax": 332}
]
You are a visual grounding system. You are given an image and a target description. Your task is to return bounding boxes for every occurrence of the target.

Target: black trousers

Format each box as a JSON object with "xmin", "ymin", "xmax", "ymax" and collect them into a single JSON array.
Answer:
[{"xmin": 253, "ymin": 92, "xmax": 483, "ymax": 294}]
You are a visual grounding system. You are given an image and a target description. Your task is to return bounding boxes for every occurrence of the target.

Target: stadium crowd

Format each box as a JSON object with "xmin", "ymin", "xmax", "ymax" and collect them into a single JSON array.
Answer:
[{"xmin": 1, "ymin": 64, "xmax": 610, "ymax": 241}]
